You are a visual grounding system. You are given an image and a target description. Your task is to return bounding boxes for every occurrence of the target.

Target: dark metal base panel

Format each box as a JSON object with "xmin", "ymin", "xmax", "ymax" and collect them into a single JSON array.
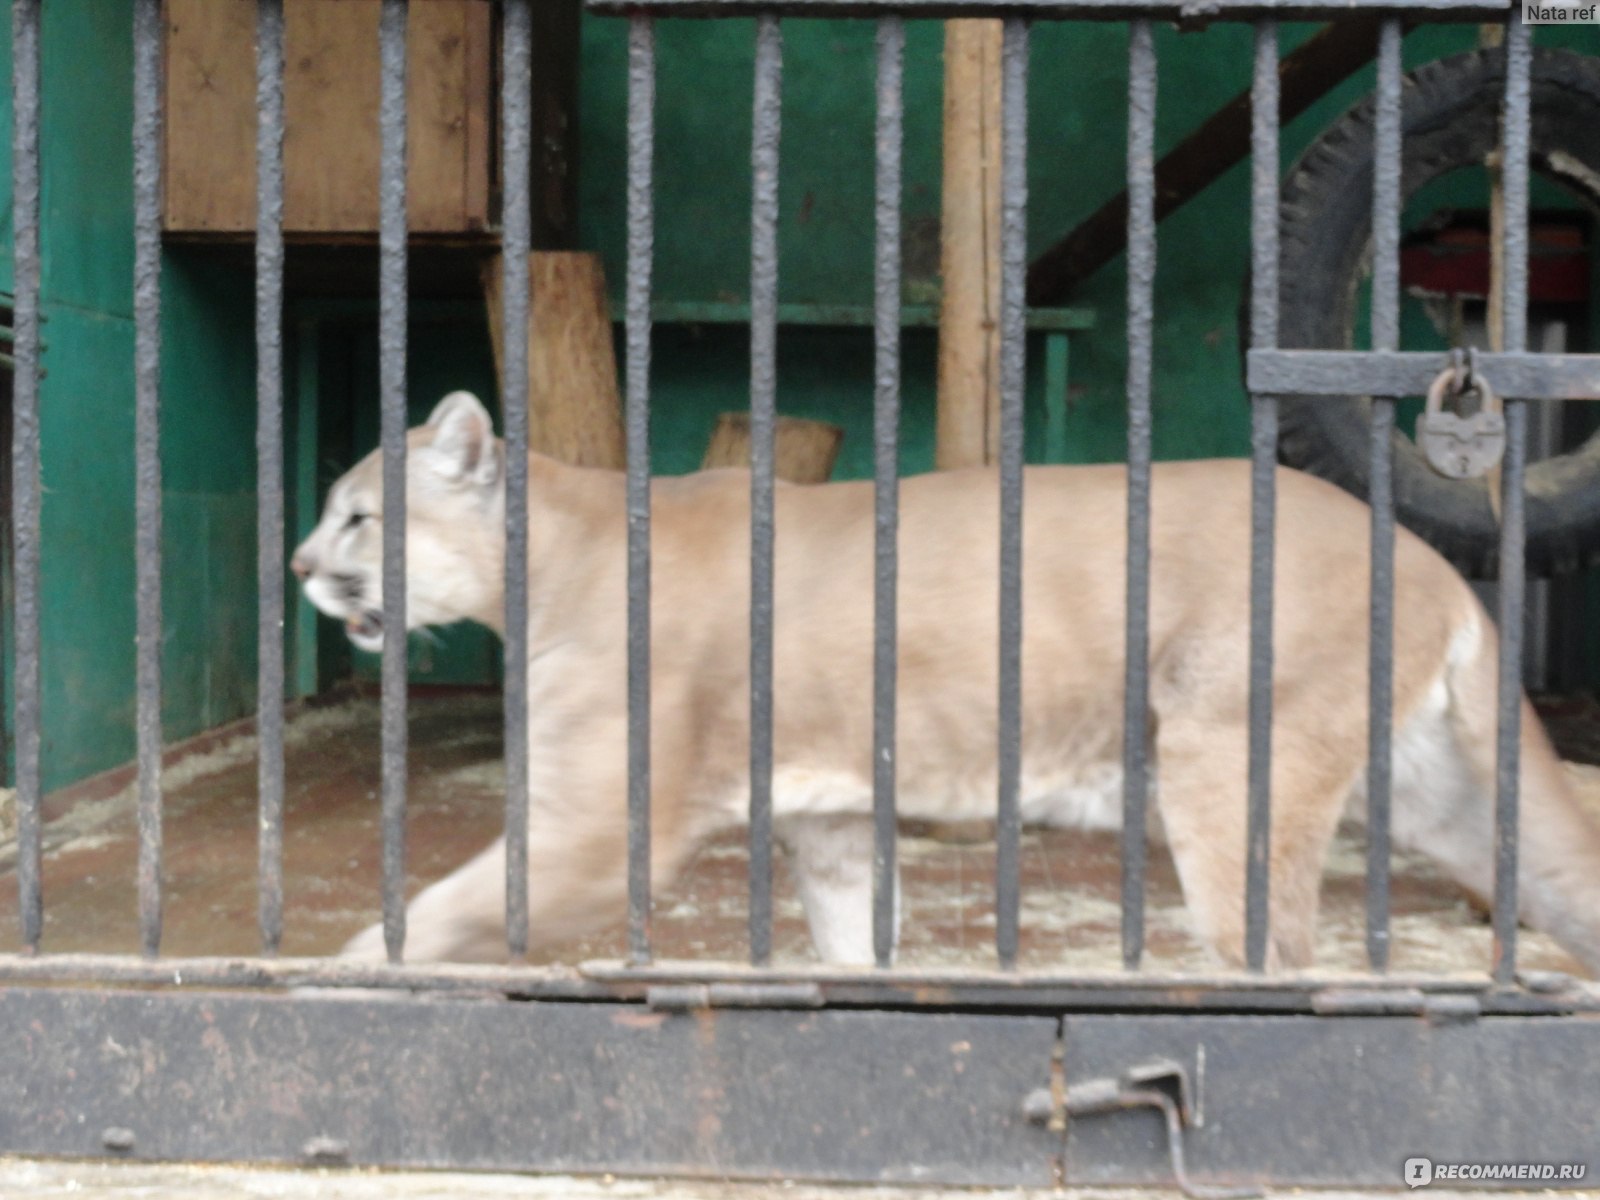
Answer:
[
  {"xmin": 0, "ymin": 987, "xmax": 1057, "ymax": 1185},
  {"xmin": 1064, "ymin": 1014, "xmax": 1600, "ymax": 1190}
]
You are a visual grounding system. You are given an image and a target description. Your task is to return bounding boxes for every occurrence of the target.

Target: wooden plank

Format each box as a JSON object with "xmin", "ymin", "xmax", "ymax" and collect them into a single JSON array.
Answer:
[
  {"xmin": 1026, "ymin": 17, "xmax": 1389, "ymax": 302},
  {"xmin": 163, "ymin": 0, "xmax": 493, "ymax": 236},
  {"xmin": 484, "ymin": 252, "xmax": 627, "ymax": 469},
  {"xmin": 702, "ymin": 413, "xmax": 844, "ymax": 483},
  {"xmin": 936, "ymin": 19, "xmax": 1004, "ymax": 470},
  {"xmin": 461, "ymin": 0, "xmax": 495, "ymax": 236},
  {"xmin": 163, "ymin": 0, "xmax": 257, "ymax": 233}
]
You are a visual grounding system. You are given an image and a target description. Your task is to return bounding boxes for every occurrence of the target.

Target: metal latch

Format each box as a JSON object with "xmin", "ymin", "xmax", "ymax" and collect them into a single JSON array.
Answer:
[{"xmin": 1046, "ymin": 1057, "xmax": 1260, "ymax": 1200}]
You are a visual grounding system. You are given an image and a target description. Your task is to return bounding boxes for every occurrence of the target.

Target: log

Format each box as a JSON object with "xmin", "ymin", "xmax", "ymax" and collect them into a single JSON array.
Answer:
[
  {"xmin": 701, "ymin": 414, "xmax": 844, "ymax": 484},
  {"xmin": 482, "ymin": 251, "xmax": 626, "ymax": 469},
  {"xmin": 936, "ymin": 19, "xmax": 1004, "ymax": 470}
]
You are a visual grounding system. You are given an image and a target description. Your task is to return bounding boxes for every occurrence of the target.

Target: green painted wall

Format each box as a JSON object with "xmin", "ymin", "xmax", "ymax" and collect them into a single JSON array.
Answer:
[
  {"xmin": 0, "ymin": 0, "xmax": 260, "ymax": 791},
  {"xmin": 577, "ymin": 17, "xmax": 1598, "ymax": 472}
]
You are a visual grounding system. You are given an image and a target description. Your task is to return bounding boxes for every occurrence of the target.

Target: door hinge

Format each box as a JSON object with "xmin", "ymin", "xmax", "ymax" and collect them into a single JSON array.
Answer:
[{"xmin": 1312, "ymin": 987, "xmax": 1480, "ymax": 1024}]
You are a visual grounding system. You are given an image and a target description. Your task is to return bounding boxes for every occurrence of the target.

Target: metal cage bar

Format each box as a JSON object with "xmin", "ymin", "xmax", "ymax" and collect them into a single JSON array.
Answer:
[
  {"xmin": 1245, "ymin": 16, "xmax": 1279, "ymax": 972},
  {"xmin": 626, "ymin": 13, "xmax": 658, "ymax": 965},
  {"xmin": 1492, "ymin": 8, "xmax": 1530, "ymax": 985},
  {"xmin": 995, "ymin": 15, "xmax": 1029, "ymax": 970},
  {"xmin": 378, "ymin": 0, "xmax": 410, "ymax": 964},
  {"xmin": 255, "ymin": 0, "xmax": 287, "ymax": 957},
  {"xmin": 1364, "ymin": 14, "xmax": 1402, "ymax": 973},
  {"xmin": 501, "ymin": 0, "xmax": 534, "ymax": 960},
  {"xmin": 132, "ymin": 0, "xmax": 165, "ymax": 959},
  {"xmin": 1249, "ymin": 349, "xmax": 1600, "ymax": 399},
  {"xmin": 871, "ymin": 15, "xmax": 904, "ymax": 970},
  {"xmin": 1120, "ymin": 15, "xmax": 1156, "ymax": 971},
  {"xmin": 10, "ymin": 0, "xmax": 42, "ymax": 954},
  {"xmin": 748, "ymin": 12, "xmax": 783, "ymax": 967},
  {"xmin": 1, "ymin": 0, "xmax": 1583, "ymax": 1023}
]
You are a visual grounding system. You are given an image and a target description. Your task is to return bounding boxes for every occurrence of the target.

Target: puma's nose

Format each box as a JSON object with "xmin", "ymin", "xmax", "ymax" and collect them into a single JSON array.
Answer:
[{"xmin": 290, "ymin": 551, "xmax": 314, "ymax": 581}]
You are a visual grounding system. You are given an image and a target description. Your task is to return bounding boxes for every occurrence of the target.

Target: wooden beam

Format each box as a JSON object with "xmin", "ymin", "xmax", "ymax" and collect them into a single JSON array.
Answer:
[
  {"xmin": 936, "ymin": 19, "xmax": 1004, "ymax": 470},
  {"xmin": 702, "ymin": 414, "xmax": 844, "ymax": 483},
  {"xmin": 1026, "ymin": 16, "xmax": 1391, "ymax": 304},
  {"xmin": 483, "ymin": 252, "xmax": 626, "ymax": 468}
]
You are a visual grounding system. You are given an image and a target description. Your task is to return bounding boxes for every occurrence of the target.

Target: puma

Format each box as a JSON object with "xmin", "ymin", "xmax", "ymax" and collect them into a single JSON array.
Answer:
[{"xmin": 291, "ymin": 391, "xmax": 1600, "ymax": 973}]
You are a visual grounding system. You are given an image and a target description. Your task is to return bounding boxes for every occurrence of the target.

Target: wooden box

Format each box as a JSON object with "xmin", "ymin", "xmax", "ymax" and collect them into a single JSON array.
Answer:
[{"xmin": 163, "ymin": 0, "xmax": 494, "ymax": 237}]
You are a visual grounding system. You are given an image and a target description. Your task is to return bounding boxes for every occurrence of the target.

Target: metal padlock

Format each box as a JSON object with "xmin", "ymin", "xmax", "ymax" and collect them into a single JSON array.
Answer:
[{"xmin": 1417, "ymin": 368, "xmax": 1505, "ymax": 480}]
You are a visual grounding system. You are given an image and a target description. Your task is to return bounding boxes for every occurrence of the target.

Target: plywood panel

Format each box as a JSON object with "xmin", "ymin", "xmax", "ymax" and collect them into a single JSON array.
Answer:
[
  {"xmin": 163, "ymin": 0, "xmax": 257, "ymax": 233},
  {"xmin": 163, "ymin": 0, "xmax": 493, "ymax": 237},
  {"xmin": 935, "ymin": 19, "xmax": 1004, "ymax": 470}
]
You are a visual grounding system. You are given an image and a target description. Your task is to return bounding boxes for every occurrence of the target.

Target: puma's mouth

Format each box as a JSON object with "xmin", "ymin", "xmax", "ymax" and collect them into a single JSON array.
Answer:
[{"xmin": 346, "ymin": 609, "xmax": 384, "ymax": 652}]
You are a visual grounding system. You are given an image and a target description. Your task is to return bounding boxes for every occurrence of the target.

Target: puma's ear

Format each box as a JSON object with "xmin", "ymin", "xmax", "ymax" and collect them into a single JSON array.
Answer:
[{"xmin": 426, "ymin": 391, "xmax": 499, "ymax": 486}]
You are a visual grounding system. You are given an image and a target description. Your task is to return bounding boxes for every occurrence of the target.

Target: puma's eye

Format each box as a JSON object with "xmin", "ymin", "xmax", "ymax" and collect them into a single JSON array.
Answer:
[{"xmin": 343, "ymin": 511, "xmax": 371, "ymax": 531}]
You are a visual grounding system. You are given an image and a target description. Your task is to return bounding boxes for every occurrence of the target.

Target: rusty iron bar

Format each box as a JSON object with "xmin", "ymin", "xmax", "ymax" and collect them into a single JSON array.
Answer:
[
  {"xmin": 133, "ymin": 0, "xmax": 165, "ymax": 959},
  {"xmin": 747, "ymin": 13, "xmax": 783, "ymax": 968},
  {"xmin": 10, "ymin": 0, "xmax": 42, "ymax": 953},
  {"xmin": 378, "ymin": 0, "xmax": 410, "ymax": 963},
  {"xmin": 1492, "ymin": 9, "xmax": 1530, "ymax": 986},
  {"xmin": 626, "ymin": 12, "xmax": 658, "ymax": 964},
  {"xmin": 1245, "ymin": 17, "xmax": 1279, "ymax": 972},
  {"xmin": 255, "ymin": 0, "xmax": 287, "ymax": 956},
  {"xmin": 501, "ymin": 0, "xmax": 533, "ymax": 959},
  {"xmin": 1364, "ymin": 15, "xmax": 1402, "ymax": 973},
  {"xmin": 995, "ymin": 15, "xmax": 1030, "ymax": 971},
  {"xmin": 872, "ymin": 14, "xmax": 904, "ymax": 969},
  {"xmin": 1121, "ymin": 16, "xmax": 1156, "ymax": 970}
]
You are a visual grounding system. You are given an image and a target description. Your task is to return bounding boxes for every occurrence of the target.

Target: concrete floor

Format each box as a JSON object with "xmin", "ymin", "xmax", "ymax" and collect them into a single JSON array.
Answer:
[{"xmin": 1, "ymin": 687, "xmax": 1596, "ymax": 973}]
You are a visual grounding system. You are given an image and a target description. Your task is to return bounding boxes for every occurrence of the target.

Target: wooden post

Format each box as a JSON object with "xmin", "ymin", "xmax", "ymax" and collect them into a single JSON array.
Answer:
[
  {"xmin": 702, "ymin": 413, "xmax": 844, "ymax": 484},
  {"xmin": 936, "ymin": 19, "xmax": 1004, "ymax": 470},
  {"xmin": 483, "ymin": 251, "xmax": 626, "ymax": 469}
]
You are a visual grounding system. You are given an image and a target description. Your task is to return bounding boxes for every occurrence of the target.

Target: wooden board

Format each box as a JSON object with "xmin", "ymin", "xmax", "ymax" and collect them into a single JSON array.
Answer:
[
  {"xmin": 935, "ymin": 19, "xmax": 1004, "ymax": 470},
  {"xmin": 163, "ymin": 0, "xmax": 493, "ymax": 236},
  {"xmin": 702, "ymin": 413, "xmax": 844, "ymax": 483},
  {"xmin": 482, "ymin": 252, "xmax": 627, "ymax": 470}
]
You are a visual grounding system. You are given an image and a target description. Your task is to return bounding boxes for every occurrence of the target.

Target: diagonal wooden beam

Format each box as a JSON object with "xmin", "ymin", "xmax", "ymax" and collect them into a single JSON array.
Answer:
[{"xmin": 1026, "ymin": 16, "xmax": 1393, "ymax": 304}]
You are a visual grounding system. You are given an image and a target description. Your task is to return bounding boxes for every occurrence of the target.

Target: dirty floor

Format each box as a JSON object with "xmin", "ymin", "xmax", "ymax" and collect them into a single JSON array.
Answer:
[{"xmin": 1, "ymin": 687, "xmax": 1596, "ymax": 974}]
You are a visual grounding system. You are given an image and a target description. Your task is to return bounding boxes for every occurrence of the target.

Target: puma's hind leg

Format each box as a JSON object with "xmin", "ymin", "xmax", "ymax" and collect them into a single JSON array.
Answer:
[
  {"xmin": 780, "ymin": 813, "xmax": 899, "ymax": 965},
  {"xmin": 342, "ymin": 763, "xmax": 695, "ymax": 964},
  {"xmin": 1391, "ymin": 621, "xmax": 1600, "ymax": 975},
  {"xmin": 1154, "ymin": 714, "xmax": 1352, "ymax": 969}
]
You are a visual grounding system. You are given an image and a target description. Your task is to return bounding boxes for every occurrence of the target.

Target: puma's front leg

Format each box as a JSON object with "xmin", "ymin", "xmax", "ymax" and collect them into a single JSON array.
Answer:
[
  {"xmin": 780, "ymin": 814, "xmax": 898, "ymax": 965},
  {"xmin": 342, "ymin": 760, "xmax": 692, "ymax": 964}
]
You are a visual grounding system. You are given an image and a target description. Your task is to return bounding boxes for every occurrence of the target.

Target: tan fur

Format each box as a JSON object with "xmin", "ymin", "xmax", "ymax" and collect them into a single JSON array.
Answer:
[{"xmin": 292, "ymin": 392, "xmax": 1600, "ymax": 972}]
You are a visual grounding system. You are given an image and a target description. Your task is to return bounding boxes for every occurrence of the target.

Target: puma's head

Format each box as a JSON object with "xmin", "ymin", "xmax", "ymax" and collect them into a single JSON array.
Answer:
[{"xmin": 291, "ymin": 391, "xmax": 506, "ymax": 652}]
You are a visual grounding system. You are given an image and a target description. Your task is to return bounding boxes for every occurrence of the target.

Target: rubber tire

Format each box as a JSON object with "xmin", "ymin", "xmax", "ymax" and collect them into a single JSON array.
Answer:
[{"xmin": 1271, "ymin": 47, "xmax": 1600, "ymax": 580}]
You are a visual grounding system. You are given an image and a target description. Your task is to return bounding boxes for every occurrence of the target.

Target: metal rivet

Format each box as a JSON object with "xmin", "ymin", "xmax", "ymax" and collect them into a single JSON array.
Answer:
[
  {"xmin": 302, "ymin": 1135, "xmax": 350, "ymax": 1163},
  {"xmin": 101, "ymin": 1127, "xmax": 136, "ymax": 1152},
  {"xmin": 1021, "ymin": 1087, "xmax": 1054, "ymax": 1126}
]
